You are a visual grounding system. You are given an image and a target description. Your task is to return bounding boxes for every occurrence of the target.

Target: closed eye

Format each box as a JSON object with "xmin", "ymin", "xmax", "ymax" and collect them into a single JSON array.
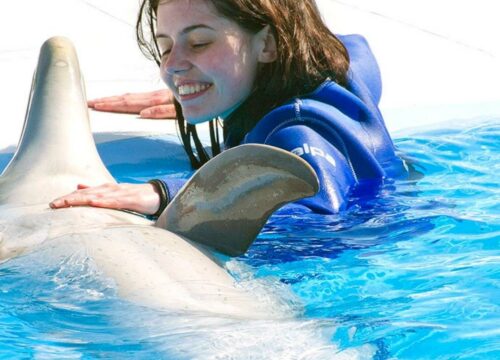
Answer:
[
  {"xmin": 161, "ymin": 48, "xmax": 172, "ymax": 57},
  {"xmin": 191, "ymin": 42, "xmax": 210, "ymax": 50}
]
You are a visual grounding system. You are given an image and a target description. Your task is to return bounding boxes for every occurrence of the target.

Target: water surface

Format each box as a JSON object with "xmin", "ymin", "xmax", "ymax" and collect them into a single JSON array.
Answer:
[{"xmin": 0, "ymin": 119, "xmax": 498, "ymax": 359}]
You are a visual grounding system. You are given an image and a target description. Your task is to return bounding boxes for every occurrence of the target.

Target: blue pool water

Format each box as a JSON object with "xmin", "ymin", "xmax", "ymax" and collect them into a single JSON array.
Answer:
[{"xmin": 0, "ymin": 119, "xmax": 498, "ymax": 359}]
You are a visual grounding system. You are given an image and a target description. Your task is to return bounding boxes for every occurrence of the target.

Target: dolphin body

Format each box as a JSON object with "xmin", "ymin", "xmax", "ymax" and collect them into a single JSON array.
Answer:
[{"xmin": 0, "ymin": 37, "xmax": 318, "ymax": 318}]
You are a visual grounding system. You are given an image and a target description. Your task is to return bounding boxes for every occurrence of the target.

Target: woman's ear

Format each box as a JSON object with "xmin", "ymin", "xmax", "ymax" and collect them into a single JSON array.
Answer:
[{"xmin": 256, "ymin": 25, "xmax": 277, "ymax": 63}]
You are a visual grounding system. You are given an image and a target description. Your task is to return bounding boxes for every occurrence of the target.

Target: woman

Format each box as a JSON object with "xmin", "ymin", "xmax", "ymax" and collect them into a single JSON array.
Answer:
[{"xmin": 51, "ymin": 0, "xmax": 406, "ymax": 215}]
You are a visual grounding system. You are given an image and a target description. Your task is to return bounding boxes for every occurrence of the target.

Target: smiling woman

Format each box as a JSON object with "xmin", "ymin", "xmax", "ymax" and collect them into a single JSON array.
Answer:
[
  {"xmin": 155, "ymin": 0, "xmax": 268, "ymax": 124},
  {"xmin": 51, "ymin": 0, "xmax": 407, "ymax": 219}
]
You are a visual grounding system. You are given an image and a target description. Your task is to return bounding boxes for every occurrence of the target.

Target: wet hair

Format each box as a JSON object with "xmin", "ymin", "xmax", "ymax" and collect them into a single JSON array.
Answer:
[{"xmin": 137, "ymin": 0, "xmax": 350, "ymax": 168}]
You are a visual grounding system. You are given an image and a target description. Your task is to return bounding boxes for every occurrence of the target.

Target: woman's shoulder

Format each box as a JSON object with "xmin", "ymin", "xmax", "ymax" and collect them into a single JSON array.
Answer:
[
  {"xmin": 339, "ymin": 34, "xmax": 383, "ymax": 105},
  {"xmin": 244, "ymin": 79, "xmax": 371, "ymax": 144},
  {"xmin": 243, "ymin": 78, "xmax": 402, "ymax": 174}
]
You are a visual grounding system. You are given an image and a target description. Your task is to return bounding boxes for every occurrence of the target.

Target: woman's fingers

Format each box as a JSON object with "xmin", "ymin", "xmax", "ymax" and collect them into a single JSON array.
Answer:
[
  {"xmin": 88, "ymin": 89, "xmax": 174, "ymax": 116},
  {"xmin": 49, "ymin": 192, "xmax": 100, "ymax": 209},
  {"xmin": 77, "ymin": 184, "xmax": 91, "ymax": 190},
  {"xmin": 49, "ymin": 183, "xmax": 160, "ymax": 215},
  {"xmin": 140, "ymin": 104, "xmax": 176, "ymax": 119},
  {"xmin": 92, "ymin": 99, "xmax": 154, "ymax": 114},
  {"xmin": 88, "ymin": 95, "xmax": 123, "ymax": 107},
  {"xmin": 49, "ymin": 184, "xmax": 111, "ymax": 208},
  {"xmin": 88, "ymin": 91, "xmax": 167, "ymax": 107}
]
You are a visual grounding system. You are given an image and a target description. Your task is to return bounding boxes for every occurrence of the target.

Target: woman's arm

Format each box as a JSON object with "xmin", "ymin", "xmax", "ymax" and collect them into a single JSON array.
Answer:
[{"xmin": 264, "ymin": 124, "xmax": 357, "ymax": 214}]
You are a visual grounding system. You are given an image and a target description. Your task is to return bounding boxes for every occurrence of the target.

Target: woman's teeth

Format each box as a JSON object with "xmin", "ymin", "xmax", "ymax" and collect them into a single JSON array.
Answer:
[{"xmin": 178, "ymin": 83, "xmax": 211, "ymax": 96}]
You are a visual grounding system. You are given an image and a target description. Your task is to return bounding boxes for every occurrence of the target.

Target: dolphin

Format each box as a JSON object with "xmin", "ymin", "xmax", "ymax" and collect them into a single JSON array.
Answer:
[{"xmin": 0, "ymin": 37, "xmax": 319, "ymax": 318}]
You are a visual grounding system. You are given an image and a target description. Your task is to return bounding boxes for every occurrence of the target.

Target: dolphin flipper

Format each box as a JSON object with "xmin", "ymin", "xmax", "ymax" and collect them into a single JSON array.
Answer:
[
  {"xmin": 0, "ymin": 37, "xmax": 115, "ymax": 206},
  {"xmin": 156, "ymin": 144, "xmax": 319, "ymax": 256}
]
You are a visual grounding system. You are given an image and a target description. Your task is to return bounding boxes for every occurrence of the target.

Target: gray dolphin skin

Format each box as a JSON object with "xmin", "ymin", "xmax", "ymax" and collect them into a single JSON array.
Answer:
[
  {"xmin": 0, "ymin": 37, "xmax": 115, "ymax": 206},
  {"xmin": 158, "ymin": 145, "xmax": 319, "ymax": 256},
  {"xmin": 0, "ymin": 37, "xmax": 319, "ymax": 317}
]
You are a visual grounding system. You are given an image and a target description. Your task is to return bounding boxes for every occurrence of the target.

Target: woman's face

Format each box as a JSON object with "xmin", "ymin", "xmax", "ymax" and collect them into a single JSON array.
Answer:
[{"xmin": 156, "ymin": 0, "xmax": 263, "ymax": 124}]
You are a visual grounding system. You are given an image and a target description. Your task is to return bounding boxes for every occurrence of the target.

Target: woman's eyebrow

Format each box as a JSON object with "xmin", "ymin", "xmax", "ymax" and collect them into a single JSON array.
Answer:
[{"xmin": 156, "ymin": 24, "xmax": 215, "ymax": 39}]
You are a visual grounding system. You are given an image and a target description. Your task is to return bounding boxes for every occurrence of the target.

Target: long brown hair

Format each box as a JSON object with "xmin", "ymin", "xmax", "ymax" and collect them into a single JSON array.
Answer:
[{"xmin": 136, "ymin": 0, "xmax": 350, "ymax": 168}]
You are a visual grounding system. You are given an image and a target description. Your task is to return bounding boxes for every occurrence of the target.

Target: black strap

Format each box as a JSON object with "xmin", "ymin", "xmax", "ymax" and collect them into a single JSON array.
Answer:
[{"xmin": 148, "ymin": 179, "xmax": 170, "ymax": 217}]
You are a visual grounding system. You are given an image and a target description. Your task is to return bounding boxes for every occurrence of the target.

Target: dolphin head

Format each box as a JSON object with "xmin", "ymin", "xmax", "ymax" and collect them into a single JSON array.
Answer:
[{"xmin": 0, "ymin": 37, "xmax": 115, "ymax": 207}]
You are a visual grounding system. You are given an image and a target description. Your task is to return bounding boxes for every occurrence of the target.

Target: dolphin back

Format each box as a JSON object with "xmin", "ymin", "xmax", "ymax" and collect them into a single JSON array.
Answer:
[
  {"xmin": 157, "ymin": 144, "xmax": 319, "ymax": 256},
  {"xmin": 0, "ymin": 37, "xmax": 115, "ymax": 206}
]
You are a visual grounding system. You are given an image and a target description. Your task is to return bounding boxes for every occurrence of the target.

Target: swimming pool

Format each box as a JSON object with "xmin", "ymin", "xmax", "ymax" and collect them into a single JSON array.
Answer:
[{"xmin": 0, "ymin": 119, "xmax": 498, "ymax": 359}]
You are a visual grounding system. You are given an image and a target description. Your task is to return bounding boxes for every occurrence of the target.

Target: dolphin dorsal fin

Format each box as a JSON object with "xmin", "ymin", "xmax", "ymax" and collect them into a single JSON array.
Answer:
[
  {"xmin": 156, "ymin": 144, "xmax": 319, "ymax": 256},
  {"xmin": 0, "ymin": 37, "xmax": 115, "ymax": 206}
]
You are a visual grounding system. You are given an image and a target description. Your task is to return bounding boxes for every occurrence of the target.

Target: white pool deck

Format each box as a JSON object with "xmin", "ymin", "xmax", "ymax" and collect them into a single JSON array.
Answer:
[{"xmin": 1, "ymin": 0, "xmax": 500, "ymax": 150}]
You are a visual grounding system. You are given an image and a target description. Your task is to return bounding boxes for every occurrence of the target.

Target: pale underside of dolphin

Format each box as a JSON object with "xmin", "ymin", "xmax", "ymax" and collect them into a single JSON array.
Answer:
[{"xmin": 0, "ymin": 37, "xmax": 319, "ymax": 317}]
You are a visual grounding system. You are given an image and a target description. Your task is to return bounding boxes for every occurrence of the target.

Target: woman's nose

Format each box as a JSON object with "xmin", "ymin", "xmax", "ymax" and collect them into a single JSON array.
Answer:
[{"xmin": 163, "ymin": 45, "xmax": 191, "ymax": 75}]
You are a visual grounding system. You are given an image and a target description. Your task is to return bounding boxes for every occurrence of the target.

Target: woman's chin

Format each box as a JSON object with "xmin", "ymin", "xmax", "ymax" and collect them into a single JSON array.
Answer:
[
  {"xmin": 185, "ymin": 114, "xmax": 216, "ymax": 125},
  {"xmin": 183, "ymin": 101, "xmax": 243, "ymax": 125}
]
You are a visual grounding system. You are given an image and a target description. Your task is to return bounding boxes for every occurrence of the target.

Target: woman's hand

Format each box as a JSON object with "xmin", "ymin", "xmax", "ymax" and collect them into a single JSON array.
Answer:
[
  {"xmin": 88, "ymin": 89, "xmax": 176, "ymax": 119},
  {"xmin": 49, "ymin": 183, "xmax": 161, "ymax": 215}
]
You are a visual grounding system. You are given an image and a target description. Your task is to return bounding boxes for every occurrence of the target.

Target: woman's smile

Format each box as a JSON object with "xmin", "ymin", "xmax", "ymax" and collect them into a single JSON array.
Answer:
[{"xmin": 175, "ymin": 80, "xmax": 213, "ymax": 101}]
